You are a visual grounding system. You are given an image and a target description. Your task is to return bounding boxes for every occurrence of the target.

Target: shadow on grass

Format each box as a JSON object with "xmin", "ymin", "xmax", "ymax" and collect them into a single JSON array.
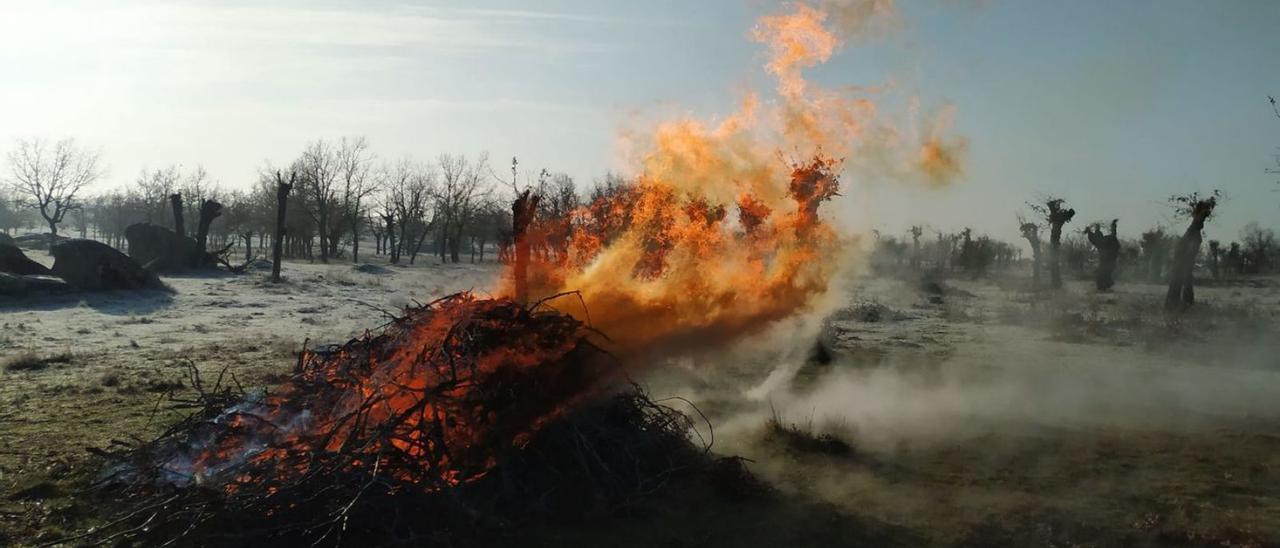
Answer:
[{"xmin": 0, "ymin": 288, "xmax": 175, "ymax": 316}]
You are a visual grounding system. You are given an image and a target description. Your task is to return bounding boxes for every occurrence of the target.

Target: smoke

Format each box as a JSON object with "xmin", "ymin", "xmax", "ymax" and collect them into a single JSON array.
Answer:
[
  {"xmin": 719, "ymin": 337, "xmax": 1280, "ymax": 453},
  {"xmin": 915, "ymin": 104, "xmax": 967, "ymax": 186},
  {"xmin": 751, "ymin": 1, "xmax": 967, "ymax": 186},
  {"xmin": 816, "ymin": 0, "xmax": 902, "ymax": 39}
]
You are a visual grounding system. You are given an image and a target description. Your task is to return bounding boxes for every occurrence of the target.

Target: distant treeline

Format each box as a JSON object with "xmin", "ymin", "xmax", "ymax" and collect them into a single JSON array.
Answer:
[
  {"xmin": 868, "ymin": 221, "xmax": 1279, "ymax": 282},
  {"xmin": 0, "ymin": 136, "xmax": 615, "ymax": 266}
]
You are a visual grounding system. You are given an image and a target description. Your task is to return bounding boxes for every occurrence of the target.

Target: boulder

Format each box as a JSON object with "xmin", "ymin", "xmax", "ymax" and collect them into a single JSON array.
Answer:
[
  {"xmin": 50, "ymin": 239, "xmax": 165, "ymax": 291},
  {"xmin": 0, "ymin": 272, "xmax": 72, "ymax": 296},
  {"xmin": 0, "ymin": 244, "xmax": 51, "ymax": 276}
]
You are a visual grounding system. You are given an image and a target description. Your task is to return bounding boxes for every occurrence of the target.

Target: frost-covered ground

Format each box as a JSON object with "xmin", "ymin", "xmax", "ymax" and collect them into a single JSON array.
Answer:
[{"xmin": 3, "ymin": 249, "xmax": 1280, "ymax": 546}]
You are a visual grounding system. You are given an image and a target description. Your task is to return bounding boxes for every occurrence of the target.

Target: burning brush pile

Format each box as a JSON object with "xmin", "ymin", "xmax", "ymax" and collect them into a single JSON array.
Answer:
[
  {"xmin": 80, "ymin": 152, "xmax": 844, "ymax": 544},
  {"xmin": 71, "ymin": 1, "xmax": 964, "ymax": 545},
  {"xmin": 88, "ymin": 294, "xmax": 727, "ymax": 545}
]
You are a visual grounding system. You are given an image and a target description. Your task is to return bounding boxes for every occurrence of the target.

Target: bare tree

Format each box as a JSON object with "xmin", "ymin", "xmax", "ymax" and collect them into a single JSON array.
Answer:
[
  {"xmin": 5, "ymin": 138, "xmax": 103, "ymax": 239},
  {"xmin": 135, "ymin": 166, "xmax": 181, "ymax": 223},
  {"xmin": 435, "ymin": 153, "xmax": 491, "ymax": 263},
  {"xmin": 1029, "ymin": 198, "xmax": 1075, "ymax": 288},
  {"xmin": 1084, "ymin": 219, "xmax": 1120, "ymax": 291},
  {"xmin": 1240, "ymin": 222, "xmax": 1276, "ymax": 274},
  {"xmin": 0, "ymin": 189, "xmax": 27, "ymax": 234},
  {"xmin": 909, "ymin": 225, "xmax": 923, "ymax": 269},
  {"xmin": 294, "ymin": 140, "xmax": 341, "ymax": 263},
  {"xmin": 384, "ymin": 159, "xmax": 435, "ymax": 264},
  {"xmin": 334, "ymin": 137, "xmax": 376, "ymax": 263},
  {"xmin": 1139, "ymin": 227, "xmax": 1171, "ymax": 282}
]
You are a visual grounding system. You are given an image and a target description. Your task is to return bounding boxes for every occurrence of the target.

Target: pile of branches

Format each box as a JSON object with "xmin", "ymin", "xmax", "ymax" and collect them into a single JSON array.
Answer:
[{"xmin": 71, "ymin": 293, "xmax": 725, "ymax": 546}]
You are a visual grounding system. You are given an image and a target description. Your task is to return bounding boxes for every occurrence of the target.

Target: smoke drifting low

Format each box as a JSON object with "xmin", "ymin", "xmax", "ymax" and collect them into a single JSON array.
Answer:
[{"xmin": 711, "ymin": 324, "xmax": 1280, "ymax": 453}]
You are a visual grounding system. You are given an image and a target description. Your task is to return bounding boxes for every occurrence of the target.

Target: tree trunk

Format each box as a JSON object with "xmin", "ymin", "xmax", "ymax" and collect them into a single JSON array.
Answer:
[
  {"xmin": 272, "ymin": 175, "xmax": 293, "ymax": 283},
  {"xmin": 449, "ymin": 226, "xmax": 462, "ymax": 264},
  {"xmin": 1166, "ymin": 223, "xmax": 1204, "ymax": 311},
  {"xmin": 1208, "ymin": 243, "xmax": 1221, "ymax": 280},
  {"xmin": 170, "ymin": 194, "xmax": 185, "ymax": 239},
  {"xmin": 438, "ymin": 226, "xmax": 448, "ymax": 263},
  {"xmin": 411, "ymin": 229, "xmax": 430, "ymax": 265},
  {"xmin": 1031, "ymin": 248, "xmax": 1041, "ymax": 287},
  {"xmin": 243, "ymin": 232, "xmax": 253, "ymax": 263},
  {"xmin": 1165, "ymin": 201, "xmax": 1214, "ymax": 311},
  {"xmin": 317, "ymin": 211, "xmax": 329, "ymax": 263},
  {"xmin": 1049, "ymin": 224, "xmax": 1064, "ymax": 288},
  {"xmin": 1086, "ymin": 221, "xmax": 1120, "ymax": 291},
  {"xmin": 351, "ymin": 217, "xmax": 361, "ymax": 263},
  {"xmin": 384, "ymin": 215, "xmax": 398, "ymax": 264},
  {"xmin": 512, "ymin": 190, "xmax": 540, "ymax": 305},
  {"xmin": 195, "ymin": 199, "xmax": 223, "ymax": 265}
]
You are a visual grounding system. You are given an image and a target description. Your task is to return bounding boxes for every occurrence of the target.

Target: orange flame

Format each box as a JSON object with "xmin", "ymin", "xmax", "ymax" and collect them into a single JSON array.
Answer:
[{"xmin": 499, "ymin": 1, "xmax": 964, "ymax": 353}]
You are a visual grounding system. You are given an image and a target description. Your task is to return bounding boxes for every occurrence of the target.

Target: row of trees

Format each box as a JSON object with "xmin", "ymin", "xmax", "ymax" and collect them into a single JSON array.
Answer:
[
  {"xmin": 4, "ymin": 138, "xmax": 1279, "ymax": 289},
  {"xmin": 0, "ymin": 137, "xmax": 595, "ymax": 267},
  {"xmin": 1022, "ymin": 221, "xmax": 1279, "ymax": 285},
  {"xmin": 868, "ymin": 226, "xmax": 1020, "ymax": 279},
  {"xmin": 870, "ymin": 196, "xmax": 1279, "ymax": 299}
]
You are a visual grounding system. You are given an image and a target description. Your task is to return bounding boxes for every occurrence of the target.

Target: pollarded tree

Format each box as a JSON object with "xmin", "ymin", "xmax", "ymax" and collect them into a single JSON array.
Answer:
[
  {"xmin": 1165, "ymin": 191, "xmax": 1219, "ymax": 311},
  {"xmin": 5, "ymin": 138, "xmax": 102, "ymax": 239},
  {"xmin": 1018, "ymin": 217, "xmax": 1042, "ymax": 287},
  {"xmin": 1028, "ymin": 198, "xmax": 1075, "ymax": 288},
  {"xmin": 1084, "ymin": 219, "xmax": 1121, "ymax": 291}
]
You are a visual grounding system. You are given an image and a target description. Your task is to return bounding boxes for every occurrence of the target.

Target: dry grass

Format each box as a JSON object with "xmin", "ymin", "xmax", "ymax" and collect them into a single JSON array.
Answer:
[
  {"xmin": 762, "ymin": 407, "xmax": 855, "ymax": 457},
  {"xmin": 2, "ymin": 351, "xmax": 73, "ymax": 372}
]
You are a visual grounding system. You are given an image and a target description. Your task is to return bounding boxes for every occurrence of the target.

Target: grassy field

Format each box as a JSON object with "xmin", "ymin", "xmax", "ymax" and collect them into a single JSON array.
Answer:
[{"xmin": 2, "ymin": 253, "xmax": 1279, "ymax": 546}]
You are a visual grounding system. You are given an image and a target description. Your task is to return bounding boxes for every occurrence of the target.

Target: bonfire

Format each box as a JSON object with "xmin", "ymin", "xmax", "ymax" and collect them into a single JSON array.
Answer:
[
  {"xmin": 64, "ymin": 0, "xmax": 966, "ymax": 543},
  {"xmin": 81, "ymin": 151, "xmax": 841, "ymax": 545},
  {"xmin": 88, "ymin": 294, "xmax": 718, "ymax": 545}
]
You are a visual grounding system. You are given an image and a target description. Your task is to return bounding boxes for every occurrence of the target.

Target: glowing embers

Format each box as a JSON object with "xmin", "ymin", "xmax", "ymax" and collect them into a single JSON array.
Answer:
[{"xmin": 162, "ymin": 293, "xmax": 612, "ymax": 493}]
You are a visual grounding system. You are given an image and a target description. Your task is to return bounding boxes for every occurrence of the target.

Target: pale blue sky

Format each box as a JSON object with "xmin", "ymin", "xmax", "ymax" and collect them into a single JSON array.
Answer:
[{"xmin": 0, "ymin": 0, "xmax": 1277, "ymax": 243}]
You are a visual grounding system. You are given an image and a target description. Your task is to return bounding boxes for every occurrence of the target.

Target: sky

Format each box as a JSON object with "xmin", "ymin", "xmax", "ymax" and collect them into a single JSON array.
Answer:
[{"xmin": 0, "ymin": 0, "xmax": 1278, "ymax": 245}]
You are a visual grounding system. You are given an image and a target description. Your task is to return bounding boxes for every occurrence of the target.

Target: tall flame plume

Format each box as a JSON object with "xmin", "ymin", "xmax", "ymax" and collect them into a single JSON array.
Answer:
[{"xmin": 501, "ymin": 0, "xmax": 965, "ymax": 353}]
